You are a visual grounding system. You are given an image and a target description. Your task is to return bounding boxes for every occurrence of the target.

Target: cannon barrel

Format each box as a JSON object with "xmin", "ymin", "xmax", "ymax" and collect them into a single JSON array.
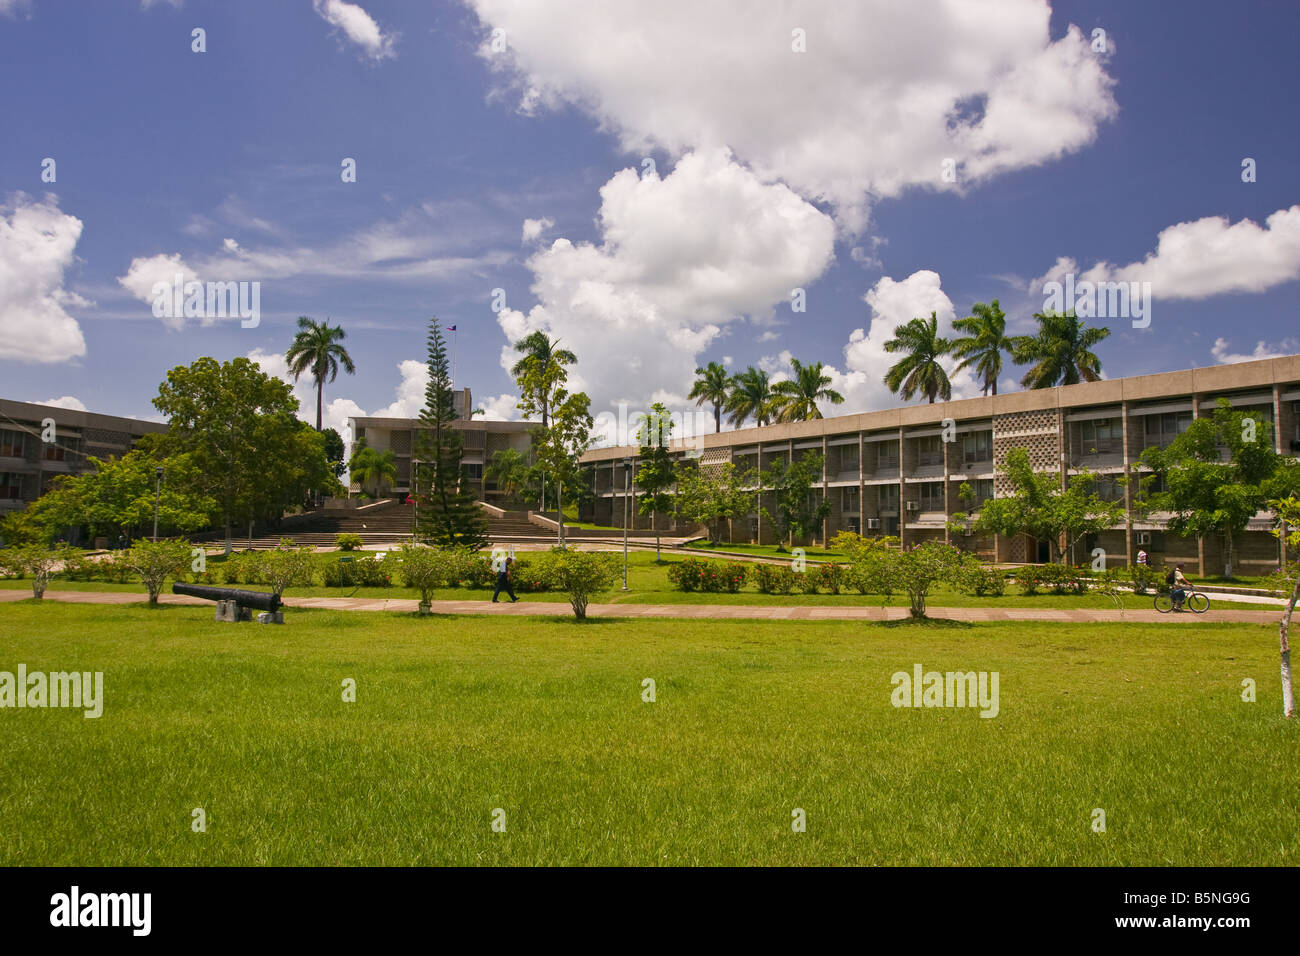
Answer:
[{"xmin": 172, "ymin": 582, "xmax": 281, "ymax": 612}]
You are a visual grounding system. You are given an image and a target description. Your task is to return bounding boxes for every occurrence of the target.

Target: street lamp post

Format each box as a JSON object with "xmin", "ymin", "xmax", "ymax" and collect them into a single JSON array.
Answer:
[
  {"xmin": 152, "ymin": 466, "xmax": 164, "ymax": 542},
  {"xmin": 621, "ymin": 457, "xmax": 631, "ymax": 591}
]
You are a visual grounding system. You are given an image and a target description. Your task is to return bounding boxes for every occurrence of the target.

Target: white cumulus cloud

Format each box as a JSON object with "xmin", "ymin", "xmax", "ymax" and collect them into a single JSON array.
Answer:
[
  {"xmin": 0, "ymin": 193, "xmax": 89, "ymax": 363},
  {"xmin": 470, "ymin": 0, "xmax": 1117, "ymax": 231},
  {"xmin": 32, "ymin": 395, "xmax": 87, "ymax": 411},
  {"xmin": 521, "ymin": 217, "xmax": 553, "ymax": 243},
  {"xmin": 1210, "ymin": 337, "xmax": 1300, "ymax": 366},
  {"xmin": 313, "ymin": 0, "xmax": 396, "ymax": 60},
  {"xmin": 495, "ymin": 148, "xmax": 836, "ymax": 419}
]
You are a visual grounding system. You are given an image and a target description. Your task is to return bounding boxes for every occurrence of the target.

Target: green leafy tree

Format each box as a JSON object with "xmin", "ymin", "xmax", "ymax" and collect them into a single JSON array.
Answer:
[
  {"xmin": 760, "ymin": 452, "xmax": 831, "ymax": 552},
  {"xmin": 534, "ymin": 388, "xmax": 595, "ymax": 545},
  {"xmin": 321, "ymin": 427, "xmax": 347, "ymax": 481},
  {"xmin": 511, "ymin": 332, "xmax": 576, "ymax": 430},
  {"xmin": 484, "ymin": 448, "xmax": 530, "ymax": 502},
  {"xmin": 689, "ymin": 362, "xmax": 734, "ymax": 433},
  {"xmin": 151, "ymin": 357, "xmax": 332, "ymax": 553},
  {"xmin": 30, "ymin": 450, "xmax": 215, "ymax": 542},
  {"xmin": 397, "ymin": 544, "xmax": 453, "ymax": 611},
  {"xmin": 674, "ymin": 461, "xmax": 757, "ymax": 545},
  {"xmin": 726, "ymin": 366, "xmax": 777, "ymax": 428},
  {"xmin": 414, "ymin": 321, "xmax": 489, "ymax": 550},
  {"xmin": 772, "ymin": 358, "xmax": 845, "ymax": 422},
  {"xmin": 884, "ymin": 312, "xmax": 952, "ymax": 403},
  {"xmin": 853, "ymin": 541, "xmax": 966, "ymax": 619},
  {"xmin": 634, "ymin": 403, "xmax": 677, "ymax": 562},
  {"xmin": 1010, "ymin": 310, "xmax": 1109, "ymax": 389},
  {"xmin": 285, "ymin": 316, "xmax": 356, "ymax": 431},
  {"xmin": 120, "ymin": 538, "xmax": 192, "ymax": 605},
  {"xmin": 960, "ymin": 446, "xmax": 1124, "ymax": 564},
  {"xmin": 348, "ymin": 439, "xmax": 398, "ymax": 497},
  {"xmin": 4, "ymin": 544, "xmax": 75, "ymax": 599},
  {"xmin": 951, "ymin": 300, "xmax": 1011, "ymax": 396},
  {"xmin": 541, "ymin": 548, "xmax": 618, "ymax": 620},
  {"xmin": 1139, "ymin": 399, "xmax": 1282, "ymax": 577}
]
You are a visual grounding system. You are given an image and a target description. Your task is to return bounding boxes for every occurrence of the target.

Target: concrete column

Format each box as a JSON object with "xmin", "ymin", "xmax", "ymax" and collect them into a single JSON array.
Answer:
[
  {"xmin": 1121, "ymin": 400, "xmax": 1134, "ymax": 567},
  {"xmin": 821, "ymin": 435, "xmax": 829, "ymax": 546},
  {"xmin": 858, "ymin": 431, "xmax": 866, "ymax": 536}
]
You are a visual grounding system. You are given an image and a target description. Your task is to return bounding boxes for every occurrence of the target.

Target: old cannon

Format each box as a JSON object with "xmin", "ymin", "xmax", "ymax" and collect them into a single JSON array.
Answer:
[{"xmin": 172, "ymin": 582, "xmax": 283, "ymax": 623}]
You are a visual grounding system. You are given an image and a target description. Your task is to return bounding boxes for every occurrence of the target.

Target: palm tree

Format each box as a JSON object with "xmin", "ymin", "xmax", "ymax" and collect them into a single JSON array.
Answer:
[
  {"xmin": 347, "ymin": 440, "xmax": 397, "ymax": 497},
  {"xmin": 951, "ymin": 300, "xmax": 1012, "ymax": 396},
  {"xmin": 771, "ymin": 358, "xmax": 846, "ymax": 422},
  {"xmin": 285, "ymin": 316, "xmax": 356, "ymax": 431},
  {"xmin": 485, "ymin": 448, "xmax": 529, "ymax": 501},
  {"xmin": 883, "ymin": 312, "xmax": 953, "ymax": 403},
  {"xmin": 510, "ymin": 331, "xmax": 576, "ymax": 429},
  {"xmin": 689, "ymin": 362, "xmax": 734, "ymax": 433},
  {"xmin": 1011, "ymin": 311, "xmax": 1110, "ymax": 388},
  {"xmin": 725, "ymin": 366, "xmax": 777, "ymax": 428}
]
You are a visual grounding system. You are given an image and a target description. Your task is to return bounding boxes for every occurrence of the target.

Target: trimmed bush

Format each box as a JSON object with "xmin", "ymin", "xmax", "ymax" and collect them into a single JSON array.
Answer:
[
  {"xmin": 335, "ymin": 532, "xmax": 364, "ymax": 552},
  {"xmin": 815, "ymin": 562, "xmax": 846, "ymax": 595},
  {"xmin": 540, "ymin": 548, "xmax": 618, "ymax": 619},
  {"xmin": 955, "ymin": 558, "xmax": 1007, "ymax": 597},
  {"xmin": 752, "ymin": 563, "xmax": 797, "ymax": 594},
  {"xmin": 667, "ymin": 557, "xmax": 710, "ymax": 592}
]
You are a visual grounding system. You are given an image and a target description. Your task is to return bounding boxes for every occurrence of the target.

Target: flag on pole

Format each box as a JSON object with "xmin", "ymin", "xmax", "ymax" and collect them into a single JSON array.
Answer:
[{"xmin": 446, "ymin": 325, "xmax": 457, "ymax": 332}]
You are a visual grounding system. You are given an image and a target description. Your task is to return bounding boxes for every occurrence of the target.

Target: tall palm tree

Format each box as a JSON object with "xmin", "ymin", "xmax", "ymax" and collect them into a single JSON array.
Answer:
[
  {"xmin": 1011, "ymin": 311, "xmax": 1110, "ymax": 389},
  {"xmin": 951, "ymin": 299, "xmax": 1011, "ymax": 396},
  {"xmin": 883, "ymin": 312, "xmax": 953, "ymax": 404},
  {"xmin": 510, "ymin": 331, "xmax": 576, "ymax": 428},
  {"xmin": 285, "ymin": 316, "xmax": 356, "ymax": 430},
  {"xmin": 771, "ymin": 358, "xmax": 846, "ymax": 422},
  {"xmin": 725, "ymin": 366, "xmax": 777, "ymax": 428},
  {"xmin": 347, "ymin": 440, "xmax": 397, "ymax": 497},
  {"xmin": 689, "ymin": 362, "xmax": 734, "ymax": 433}
]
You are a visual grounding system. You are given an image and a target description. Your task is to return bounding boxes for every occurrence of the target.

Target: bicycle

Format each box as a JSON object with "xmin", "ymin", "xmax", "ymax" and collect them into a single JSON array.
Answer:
[{"xmin": 1154, "ymin": 588, "xmax": 1210, "ymax": 613}]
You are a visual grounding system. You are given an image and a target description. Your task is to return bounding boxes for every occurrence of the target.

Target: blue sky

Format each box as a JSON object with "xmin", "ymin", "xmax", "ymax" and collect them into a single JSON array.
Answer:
[{"xmin": 2, "ymin": 0, "xmax": 1298, "ymax": 442}]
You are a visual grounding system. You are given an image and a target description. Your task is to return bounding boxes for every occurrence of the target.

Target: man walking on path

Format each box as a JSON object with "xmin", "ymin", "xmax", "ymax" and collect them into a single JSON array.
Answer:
[{"xmin": 492, "ymin": 555, "xmax": 519, "ymax": 603}]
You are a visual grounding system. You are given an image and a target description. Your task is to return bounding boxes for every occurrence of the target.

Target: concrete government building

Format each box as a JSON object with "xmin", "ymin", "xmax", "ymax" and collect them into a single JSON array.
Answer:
[
  {"xmin": 0, "ymin": 399, "xmax": 167, "ymax": 517},
  {"xmin": 580, "ymin": 354, "xmax": 1300, "ymax": 576}
]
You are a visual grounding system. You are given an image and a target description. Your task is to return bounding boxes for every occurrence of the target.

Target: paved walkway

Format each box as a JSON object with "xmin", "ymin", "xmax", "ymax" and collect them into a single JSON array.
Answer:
[{"xmin": 1, "ymin": 588, "xmax": 1284, "ymax": 623}]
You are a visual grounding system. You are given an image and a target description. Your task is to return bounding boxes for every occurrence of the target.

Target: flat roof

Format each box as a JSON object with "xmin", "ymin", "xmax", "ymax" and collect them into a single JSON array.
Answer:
[{"xmin": 0, "ymin": 398, "xmax": 168, "ymax": 435}]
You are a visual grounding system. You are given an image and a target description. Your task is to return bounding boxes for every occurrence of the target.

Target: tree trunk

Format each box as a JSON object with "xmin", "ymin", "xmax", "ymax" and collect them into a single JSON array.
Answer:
[
  {"xmin": 1223, "ymin": 527, "xmax": 1233, "ymax": 578},
  {"xmin": 316, "ymin": 380, "xmax": 323, "ymax": 432},
  {"xmin": 556, "ymin": 476, "xmax": 564, "ymax": 547},
  {"xmin": 1280, "ymin": 572, "xmax": 1299, "ymax": 718},
  {"xmin": 224, "ymin": 516, "xmax": 232, "ymax": 556},
  {"xmin": 714, "ymin": 404, "xmax": 721, "ymax": 433}
]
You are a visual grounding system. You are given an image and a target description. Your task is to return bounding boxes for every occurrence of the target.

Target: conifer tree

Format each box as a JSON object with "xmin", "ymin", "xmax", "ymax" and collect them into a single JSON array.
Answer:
[{"xmin": 414, "ymin": 320, "xmax": 489, "ymax": 550}]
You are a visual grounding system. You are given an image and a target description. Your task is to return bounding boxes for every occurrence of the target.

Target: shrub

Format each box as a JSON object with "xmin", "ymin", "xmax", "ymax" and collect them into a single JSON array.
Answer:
[
  {"xmin": 752, "ymin": 563, "xmax": 796, "ymax": 594},
  {"xmin": 1129, "ymin": 562, "xmax": 1160, "ymax": 594},
  {"xmin": 828, "ymin": 531, "xmax": 899, "ymax": 562},
  {"xmin": 398, "ymin": 545, "xmax": 451, "ymax": 607},
  {"xmin": 260, "ymin": 539, "xmax": 317, "ymax": 597},
  {"xmin": 119, "ymin": 538, "xmax": 192, "ymax": 605},
  {"xmin": 58, "ymin": 551, "xmax": 98, "ymax": 582},
  {"xmin": 323, "ymin": 555, "xmax": 393, "ymax": 588},
  {"xmin": 667, "ymin": 557, "xmax": 710, "ymax": 592},
  {"xmin": 462, "ymin": 553, "xmax": 497, "ymax": 589},
  {"xmin": 3, "ymin": 545, "xmax": 75, "ymax": 598},
  {"xmin": 716, "ymin": 561, "xmax": 750, "ymax": 593},
  {"xmin": 852, "ymin": 542, "xmax": 964, "ymax": 618},
  {"xmin": 335, "ymin": 532, "xmax": 364, "ymax": 552},
  {"xmin": 1016, "ymin": 565, "xmax": 1042, "ymax": 595},
  {"xmin": 815, "ymin": 562, "xmax": 846, "ymax": 595},
  {"xmin": 955, "ymin": 558, "xmax": 1007, "ymax": 597},
  {"xmin": 540, "ymin": 548, "xmax": 618, "ymax": 619},
  {"xmin": 511, "ymin": 555, "xmax": 549, "ymax": 593}
]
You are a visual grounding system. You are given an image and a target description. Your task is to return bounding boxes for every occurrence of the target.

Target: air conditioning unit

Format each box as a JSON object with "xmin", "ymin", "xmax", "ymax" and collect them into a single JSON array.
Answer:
[
  {"xmin": 866, "ymin": 518, "xmax": 881, "ymax": 530},
  {"xmin": 905, "ymin": 501, "xmax": 919, "ymax": 512},
  {"xmin": 1136, "ymin": 531, "xmax": 1152, "ymax": 546}
]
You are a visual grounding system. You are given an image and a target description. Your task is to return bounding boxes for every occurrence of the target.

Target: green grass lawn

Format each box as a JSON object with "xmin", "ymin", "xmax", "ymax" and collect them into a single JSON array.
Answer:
[
  {"xmin": 1, "ymin": 549, "xmax": 1284, "ymax": 610},
  {"xmin": 683, "ymin": 540, "xmax": 847, "ymax": 562},
  {"xmin": 0, "ymin": 601, "xmax": 1293, "ymax": 865}
]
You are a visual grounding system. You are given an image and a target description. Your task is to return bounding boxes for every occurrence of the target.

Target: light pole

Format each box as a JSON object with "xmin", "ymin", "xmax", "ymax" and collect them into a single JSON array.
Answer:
[
  {"xmin": 621, "ymin": 457, "xmax": 631, "ymax": 591},
  {"xmin": 152, "ymin": 466, "xmax": 164, "ymax": 542}
]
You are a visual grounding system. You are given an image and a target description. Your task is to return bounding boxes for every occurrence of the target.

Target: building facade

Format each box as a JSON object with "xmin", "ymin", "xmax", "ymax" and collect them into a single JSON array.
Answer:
[
  {"xmin": 348, "ymin": 389, "xmax": 535, "ymax": 502},
  {"xmin": 0, "ymin": 399, "xmax": 168, "ymax": 517},
  {"xmin": 579, "ymin": 355, "xmax": 1300, "ymax": 574}
]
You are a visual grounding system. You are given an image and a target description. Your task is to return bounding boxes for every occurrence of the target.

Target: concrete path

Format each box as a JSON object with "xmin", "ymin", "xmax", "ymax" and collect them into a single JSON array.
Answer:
[{"xmin": 0, "ymin": 588, "xmax": 1283, "ymax": 624}]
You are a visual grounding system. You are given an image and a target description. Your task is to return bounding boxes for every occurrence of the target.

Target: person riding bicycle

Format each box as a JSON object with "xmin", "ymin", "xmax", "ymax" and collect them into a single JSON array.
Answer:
[{"xmin": 1166, "ymin": 563, "xmax": 1192, "ymax": 610}]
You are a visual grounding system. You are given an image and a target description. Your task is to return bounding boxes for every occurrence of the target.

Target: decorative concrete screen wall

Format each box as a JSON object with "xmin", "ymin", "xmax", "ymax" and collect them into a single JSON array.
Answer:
[{"xmin": 992, "ymin": 408, "xmax": 1061, "ymax": 496}]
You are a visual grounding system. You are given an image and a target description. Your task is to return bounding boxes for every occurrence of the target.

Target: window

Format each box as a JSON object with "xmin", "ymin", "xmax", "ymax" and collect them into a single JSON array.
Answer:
[
  {"xmin": 962, "ymin": 478, "xmax": 994, "ymax": 509},
  {"xmin": 460, "ymin": 463, "xmax": 483, "ymax": 481},
  {"xmin": 1144, "ymin": 412, "xmax": 1191, "ymax": 447},
  {"xmin": 878, "ymin": 484, "xmax": 899, "ymax": 509},
  {"xmin": 962, "ymin": 431, "xmax": 992, "ymax": 464},
  {"xmin": 916, "ymin": 435, "xmax": 943, "ymax": 466},
  {"xmin": 841, "ymin": 486, "xmax": 859, "ymax": 513},
  {"xmin": 0, "ymin": 472, "xmax": 24, "ymax": 499},
  {"xmin": 43, "ymin": 436, "xmax": 77, "ymax": 462},
  {"xmin": 837, "ymin": 444, "xmax": 859, "ymax": 472},
  {"xmin": 1093, "ymin": 474, "xmax": 1126, "ymax": 502},
  {"xmin": 919, "ymin": 481, "xmax": 945, "ymax": 512},
  {"xmin": 1080, "ymin": 418, "xmax": 1119, "ymax": 442},
  {"xmin": 875, "ymin": 440, "xmax": 899, "ymax": 470},
  {"xmin": 0, "ymin": 429, "xmax": 25, "ymax": 459}
]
